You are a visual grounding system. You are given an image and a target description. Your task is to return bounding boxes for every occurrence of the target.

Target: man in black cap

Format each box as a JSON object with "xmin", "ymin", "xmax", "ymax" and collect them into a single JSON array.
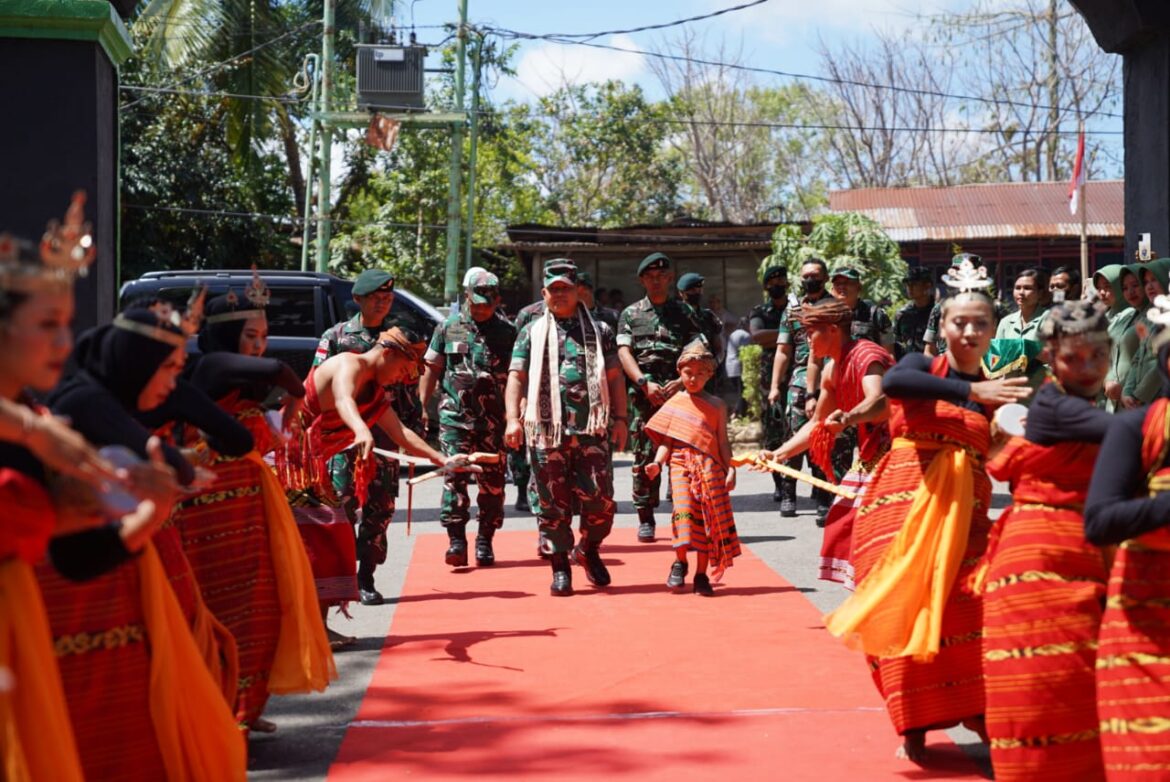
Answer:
[
  {"xmin": 313, "ymin": 267, "xmax": 423, "ymax": 605},
  {"xmin": 577, "ymin": 271, "xmax": 619, "ymax": 330},
  {"xmin": 678, "ymin": 271, "xmax": 724, "ymax": 393},
  {"xmin": 752, "ymin": 264, "xmax": 791, "ymax": 502},
  {"xmin": 617, "ymin": 252, "xmax": 702, "ymax": 542},
  {"xmin": 893, "ymin": 266, "xmax": 935, "ymax": 359}
]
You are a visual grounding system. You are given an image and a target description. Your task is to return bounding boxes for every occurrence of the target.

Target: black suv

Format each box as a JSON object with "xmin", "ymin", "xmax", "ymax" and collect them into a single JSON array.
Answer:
[{"xmin": 118, "ymin": 270, "xmax": 443, "ymax": 378}]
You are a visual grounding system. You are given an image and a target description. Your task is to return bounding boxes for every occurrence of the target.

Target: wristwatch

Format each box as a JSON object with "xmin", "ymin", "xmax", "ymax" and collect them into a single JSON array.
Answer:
[{"xmin": 635, "ymin": 376, "xmax": 648, "ymax": 389}]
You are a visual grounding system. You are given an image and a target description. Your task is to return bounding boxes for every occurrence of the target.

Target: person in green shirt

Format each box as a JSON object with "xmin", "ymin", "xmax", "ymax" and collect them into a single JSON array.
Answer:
[
  {"xmin": 1094, "ymin": 264, "xmax": 1146, "ymax": 410},
  {"xmin": 1122, "ymin": 258, "xmax": 1170, "ymax": 408},
  {"xmin": 996, "ymin": 268, "xmax": 1050, "ymax": 342}
]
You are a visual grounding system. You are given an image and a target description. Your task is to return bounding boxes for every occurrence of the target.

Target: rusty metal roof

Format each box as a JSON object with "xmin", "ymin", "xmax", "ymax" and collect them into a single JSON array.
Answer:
[
  {"xmin": 503, "ymin": 220, "xmax": 790, "ymax": 248},
  {"xmin": 829, "ymin": 180, "xmax": 1124, "ymax": 242}
]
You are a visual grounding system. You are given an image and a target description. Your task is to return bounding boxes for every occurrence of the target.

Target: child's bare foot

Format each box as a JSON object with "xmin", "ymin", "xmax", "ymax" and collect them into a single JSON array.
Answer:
[
  {"xmin": 895, "ymin": 730, "xmax": 927, "ymax": 764},
  {"xmin": 251, "ymin": 717, "xmax": 278, "ymax": 733}
]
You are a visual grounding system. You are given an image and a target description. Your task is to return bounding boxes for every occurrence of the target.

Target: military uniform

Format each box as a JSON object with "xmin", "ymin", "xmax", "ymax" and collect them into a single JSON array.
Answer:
[
  {"xmin": 893, "ymin": 301, "xmax": 933, "ymax": 360},
  {"xmin": 313, "ymin": 312, "xmax": 424, "ymax": 575},
  {"xmin": 425, "ymin": 308, "xmax": 516, "ymax": 545},
  {"xmin": 508, "ymin": 300, "xmax": 547, "ymax": 503},
  {"xmin": 850, "ymin": 298, "xmax": 893, "ymax": 347},
  {"xmin": 510, "ymin": 314, "xmax": 619, "ymax": 554},
  {"xmin": 690, "ymin": 302, "xmax": 725, "ymax": 392},
  {"xmin": 749, "ymin": 299, "xmax": 788, "ymax": 453},
  {"xmin": 617, "ymin": 296, "xmax": 702, "ymax": 512}
]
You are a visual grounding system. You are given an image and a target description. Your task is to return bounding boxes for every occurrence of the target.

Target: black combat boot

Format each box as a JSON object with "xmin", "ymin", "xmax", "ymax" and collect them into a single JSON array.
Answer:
[
  {"xmin": 475, "ymin": 526, "xmax": 496, "ymax": 567},
  {"xmin": 813, "ymin": 488, "xmax": 830, "ymax": 528},
  {"xmin": 571, "ymin": 541, "xmax": 611, "ymax": 587},
  {"xmin": 772, "ymin": 473, "xmax": 784, "ymax": 502},
  {"xmin": 357, "ymin": 561, "xmax": 383, "ymax": 606},
  {"xmin": 445, "ymin": 526, "xmax": 469, "ymax": 567},
  {"xmin": 637, "ymin": 507, "xmax": 656, "ymax": 543},
  {"xmin": 779, "ymin": 478, "xmax": 797, "ymax": 518},
  {"xmin": 550, "ymin": 552, "xmax": 573, "ymax": 596}
]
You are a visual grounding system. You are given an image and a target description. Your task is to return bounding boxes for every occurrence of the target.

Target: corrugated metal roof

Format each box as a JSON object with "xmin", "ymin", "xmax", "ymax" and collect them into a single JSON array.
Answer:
[{"xmin": 829, "ymin": 180, "xmax": 1124, "ymax": 241}]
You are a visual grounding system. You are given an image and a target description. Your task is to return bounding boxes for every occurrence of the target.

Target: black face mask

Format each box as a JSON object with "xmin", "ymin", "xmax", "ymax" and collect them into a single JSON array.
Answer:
[
  {"xmin": 802, "ymin": 278, "xmax": 825, "ymax": 295},
  {"xmin": 767, "ymin": 285, "xmax": 787, "ymax": 300},
  {"xmin": 684, "ymin": 293, "xmax": 702, "ymax": 307}
]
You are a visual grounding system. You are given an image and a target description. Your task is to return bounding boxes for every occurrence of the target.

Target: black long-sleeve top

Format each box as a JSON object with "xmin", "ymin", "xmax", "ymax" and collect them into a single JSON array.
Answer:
[
  {"xmin": 184, "ymin": 352, "xmax": 305, "ymax": 403},
  {"xmin": 881, "ymin": 353, "xmax": 986, "ymax": 414},
  {"xmin": 1084, "ymin": 408, "xmax": 1170, "ymax": 545},
  {"xmin": 1024, "ymin": 382, "xmax": 1112, "ymax": 446},
  {"xmin": 135, "ymin": 379, "xmax": 254, "ymax": 459}
]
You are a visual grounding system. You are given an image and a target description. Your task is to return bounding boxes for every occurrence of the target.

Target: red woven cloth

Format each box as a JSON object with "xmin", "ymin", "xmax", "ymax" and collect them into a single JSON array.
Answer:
[
  {"xmin": 981, "ymin": 435, "xmax": 1108, "ymax": 781},
  {"xmin": 849, "ymin": 355, "xmax": 993, "ymax": 735},
  {"xmin": 832, "ymin": 339, "xmax": 894, "ymax": 465},
  {"xmin": 1096, "ymin": 398, "xmax": 1170, "ymax": 779},
  {"xmin": 0, "ymin": 468, "xmax": 55, "ymax": 565}
]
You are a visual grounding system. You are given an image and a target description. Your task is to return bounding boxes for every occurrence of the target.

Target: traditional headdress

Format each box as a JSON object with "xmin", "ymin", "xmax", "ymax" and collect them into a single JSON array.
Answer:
[
  {"xmin": 1038, "ymin": 299, "xmax": 1111, "ymax": 341},
  {"xmin": 377, "ymin": 326, "xmax": 427, "ymax": 364},
  {"xmin": 797, "ymin": 299, "xmax": 853, "ymax": 327},
  {"xmin": 1148, "ymin": 295, "xmax": 1170, "ymax": 351},
  {"xmin": 205, "ymin": 265, "xmax": 270, "ymax": 325},
  {"xmin": 941, "ymin": 257, "xmax": 993, "ymax": 292},
  {"xmin": 676, "ymin": 338, "xmax": 717, "ymax": 374},
  {"xmin": 0, "ymin": 191, "xmax": 96, "ymax": 293}
]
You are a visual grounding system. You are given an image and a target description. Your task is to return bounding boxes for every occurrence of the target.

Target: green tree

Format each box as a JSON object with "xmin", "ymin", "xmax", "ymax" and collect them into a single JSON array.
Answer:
[{"xmin": 764, "ymin": 213, "xmax": 907, "ymax": 305}]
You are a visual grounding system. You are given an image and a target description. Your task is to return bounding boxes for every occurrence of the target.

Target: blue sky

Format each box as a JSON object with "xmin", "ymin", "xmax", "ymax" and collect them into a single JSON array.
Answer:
[{"xmin": 400, "ymin": 0, "xmax": 973, "ymax": 103}]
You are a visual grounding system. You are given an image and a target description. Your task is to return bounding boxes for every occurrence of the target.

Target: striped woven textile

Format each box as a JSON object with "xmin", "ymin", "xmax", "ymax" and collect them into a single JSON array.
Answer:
[
  {"xmin": 849, "ymin": 355, "xmax": 992, "ymax": 735},
  {"xmin": 818, "ymin": 469, "xmax": 870, "ymax": 589},
  {"xmin": 35, "ymin": 558, "xmax": 167, "ymax": 781},
  {"xmin": 1096, "ymin": 398, "xmax": 1170, "ymax": 779},
  {"xmin": 982, "ymin": 437, "xmax": 1108, "ymax": 781},
  {"xmin": 177, "ymin": 401, "xmax": 281, "ymax": 728}
]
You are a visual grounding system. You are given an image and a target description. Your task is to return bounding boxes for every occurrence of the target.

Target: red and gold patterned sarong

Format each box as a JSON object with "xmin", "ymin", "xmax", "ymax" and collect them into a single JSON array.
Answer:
[
  {"xmin": 1097, "ymin": 398, "xmax": 1170, "ymax": 779},
  {"xmin": 646, "ymin": 393, "xmax": 741, "ymax": 581},
  {"xmin": 827, "ymin": 355, "xmax": 992, "ymax": 735},
  {"xmin": 981, "ymin": 436, "xmax": 1108, "ymax": 781}
]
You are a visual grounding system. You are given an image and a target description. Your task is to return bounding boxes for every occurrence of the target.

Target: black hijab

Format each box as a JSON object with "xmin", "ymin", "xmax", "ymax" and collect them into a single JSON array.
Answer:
[{"xmin": 196, "ymin": 292, "xmax": 264, "ymax": 355}]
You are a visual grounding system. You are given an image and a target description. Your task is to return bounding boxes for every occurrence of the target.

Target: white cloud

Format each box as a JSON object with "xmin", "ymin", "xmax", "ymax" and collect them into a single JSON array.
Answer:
[{"xmin": 510, "ymin": 33, "xmax": 647, "ymax": 97}]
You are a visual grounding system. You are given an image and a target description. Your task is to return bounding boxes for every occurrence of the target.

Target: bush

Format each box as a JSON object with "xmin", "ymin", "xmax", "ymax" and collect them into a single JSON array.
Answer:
[{"xmin": 739, "ymin": 344, "xmax": 764, "ymax": 421}]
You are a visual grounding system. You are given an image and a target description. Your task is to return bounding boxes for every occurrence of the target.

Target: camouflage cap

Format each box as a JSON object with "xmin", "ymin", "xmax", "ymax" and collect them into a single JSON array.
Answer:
[
  {"xmin": 543, "ymin": 258, "xmax": 578, "ymax": 287},
  {"xmin": 677, "ymin": 272, "xmax": 704, "ymax": 291},
  {"xmin": 637, "ymin": 252, "xmax": 671, "ymax": 276},
  {"xmin": 830, "ymin": 264, "xmax": 862, "ymax": 281},
  {"xmin": 353, "ymin": 268, "xmax": 395, "ymax": 296},
  {"xmin": 465, "ymin": 269, "xmax": 500, "ymax": 304}
]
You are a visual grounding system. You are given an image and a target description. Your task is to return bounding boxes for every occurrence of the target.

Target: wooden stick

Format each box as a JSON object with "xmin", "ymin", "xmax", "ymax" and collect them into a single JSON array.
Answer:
[
  {"xmin": 730, "ymin": 455, "xmax": 858, "ymax": 500},
  {"xmin": 405, "ymin": 452, "xmax": 500, "ymax": 486}
]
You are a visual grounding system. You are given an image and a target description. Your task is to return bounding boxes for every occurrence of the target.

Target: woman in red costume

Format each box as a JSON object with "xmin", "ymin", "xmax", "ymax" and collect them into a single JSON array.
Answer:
[
  {"xmin": 1085, "ymin": 292, "xmax": 1170, "ymax": 780},
  {"xmin": 979, "ymin": 299, "xmax": 1113, "ymax": 781},
  {"xmin": 824, "ymin": 261, "xmax": 1029, "ymax": 763},
  {"xmin": 178, "ymin": 282, "xmax": 334, "ymax": 734}
]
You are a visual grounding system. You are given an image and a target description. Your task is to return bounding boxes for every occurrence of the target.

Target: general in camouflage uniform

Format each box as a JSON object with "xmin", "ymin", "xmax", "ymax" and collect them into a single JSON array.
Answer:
[
  {"xmin": 892, "ymin": 266, "xmax": 936, "ymax": 359},
  {"xmin": 776, "ymin": 258, "xmax": 834, "ymax": 518},
  {"xmin": 313, "ymin": 268, "xmax": 424, "ymax": 605},
  {"xmin": 678, "ymin": 271, "xmax": 725, "ymax": 394},
  {"xmin": 616, "ymin": 252, "xmax": 702, "ymax": 542},
  {"xmin": 505, "ymin": 260, "xmax": 628, "ymax": 596},
  {"xmin": 421, "ymin": 270, "xmax": 516, "ymax": 569},
  {"xmin": 750, "ymin": 265, "xmax": 791, "ymax": 501}
]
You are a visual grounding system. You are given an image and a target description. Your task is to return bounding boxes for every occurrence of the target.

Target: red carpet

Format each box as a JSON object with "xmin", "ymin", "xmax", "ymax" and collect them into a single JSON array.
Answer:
[{"xmin": 328, "ymin": 530, "xmax": 986, "ymax": 780}]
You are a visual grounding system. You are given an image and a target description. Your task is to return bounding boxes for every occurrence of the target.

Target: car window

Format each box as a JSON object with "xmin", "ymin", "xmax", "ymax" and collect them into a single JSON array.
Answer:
[
  {"xmin": 389, "ymin": 296, "xmax": 435, "ymax": 337},
  {"xmin": 123, "ymin": 285, "xmax": 319, "ymax": 338}
]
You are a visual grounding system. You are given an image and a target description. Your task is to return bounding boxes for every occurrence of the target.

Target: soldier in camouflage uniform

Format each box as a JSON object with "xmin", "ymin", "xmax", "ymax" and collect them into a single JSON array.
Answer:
[
  {"xmin": 678, "ymin": 272, "xmax": 725, "ymax": 394},
  {"xmin": 772, "ymin": 259, "xmax": 832, "ymax": 518},
  {"xmin": 505, "ymin": 260, "xmax": 628, "ymax": 596},
  {"xmin": 617, "ymin": 253, "xmax": 703, "ymax": 543},
  {"xmin": 313, "ymin": 268, "xmax": 423, "ymax": 605},
  {"xmin": 420, "ymin": 270, "xmax": 516, "ymax": 569},
  {"xmin": 750, "ymin": 265, "xmax": 790, "ymax": 502},
  {"xmin": 577, "ymin": 270, "xmax": 619, "ymax": 330},
  {"xmin": 892, "ymin": 266, "xmax": 935, "ymax": 359}
]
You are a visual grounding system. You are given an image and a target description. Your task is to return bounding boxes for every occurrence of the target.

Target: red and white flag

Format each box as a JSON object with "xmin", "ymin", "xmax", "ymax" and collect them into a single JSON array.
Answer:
[{"xmin": 1068, "ymin": 128, "xmax": 1086, "ymax": 215}]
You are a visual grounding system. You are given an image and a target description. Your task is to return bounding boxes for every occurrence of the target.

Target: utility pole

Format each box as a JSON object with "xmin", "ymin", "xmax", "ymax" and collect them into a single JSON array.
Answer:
[
  {"xmin": 315, "ymin": 0, "xmax": 336, "ymax": 273},
  {"xmin": 443, "ymin": 0, "xmax": 469, "ymax": 303},
  {"xmin": 463, "ymin": 34, "xmax": 483, "ymax": 271}
]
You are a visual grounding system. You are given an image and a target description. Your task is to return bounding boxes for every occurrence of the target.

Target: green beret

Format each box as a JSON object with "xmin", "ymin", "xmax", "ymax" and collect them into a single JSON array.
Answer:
[
  {"xmin": 830, "ymin": 264, "xmax": 861, "ymax": 281},
  {"xmin": 677, "ymin": 272, "xmax": 704, "ymax": 291},
  {"xmin": 577, "ymin": 270, "xmax": 595, "ymax": 289},
  {"xmin": 637, "ymin": 252, "xmax": 671, "ymax": 276},
  {"xmin": 762, "ymin": 266, "xmax": 787, "ymax": 284},
  {"xmin": 544, "ymin": 258, "xmax": 578, "ymax": 287},
  {"xmin": 904, "ymin": 266, "xmax": 933, "ymax": 283},
  {"xmin": 353, "ymin": 268, "xmax": 395, "ymax": 296}
]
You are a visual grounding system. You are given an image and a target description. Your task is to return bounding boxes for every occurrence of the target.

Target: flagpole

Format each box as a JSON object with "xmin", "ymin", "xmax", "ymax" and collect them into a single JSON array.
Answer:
[{"xmin": 1078, "ymin": 119, "xmax": 1089, "ymax": 294}]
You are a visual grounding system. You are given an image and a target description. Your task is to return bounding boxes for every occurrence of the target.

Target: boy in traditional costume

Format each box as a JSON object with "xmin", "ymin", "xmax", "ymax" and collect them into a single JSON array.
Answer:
[
  {"xmin": 643, "ymin": 340, "xmax": 740, "ymax": 595},
  {"xmin": 980, "ymin": 299, "xmax": 1114, "ymax": 781},
  {"xmin": 1085, "ymin": 292, "xmax": 1170, "ymax": 780},
  {"xmin": 823, "ymin": 260, "xmax": 1029, "ymax": 763}
]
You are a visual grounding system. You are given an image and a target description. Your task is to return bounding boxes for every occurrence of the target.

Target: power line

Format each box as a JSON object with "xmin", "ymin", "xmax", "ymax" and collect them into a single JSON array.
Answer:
[
  {"xmin": 120, "ymin": 84, "xmax": 305, "ymax": 104},
  {"xmin": 510, "ymin": 0, "xmax": 770, "ymax": 42},
  {"xmin": 483, "ymin": 25, "xmax": 1123, "ymax": 121}
]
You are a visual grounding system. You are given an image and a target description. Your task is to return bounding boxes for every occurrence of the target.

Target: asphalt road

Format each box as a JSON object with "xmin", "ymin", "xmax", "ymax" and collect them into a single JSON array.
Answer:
[{"xmin": 248, "ymin": 455, "xmax": 1004, "ymax": 780}]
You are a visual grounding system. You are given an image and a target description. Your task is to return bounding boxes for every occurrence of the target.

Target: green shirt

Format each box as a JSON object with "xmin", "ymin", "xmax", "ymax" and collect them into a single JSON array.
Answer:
[
  {"xmin": 510, "ymin": 316, "xmax": 619, "ymax": 437},
  {"xmin": 995, "ymin": 307, "xmax": 1050, "ymax": 342},
  {"xmin": 425, "ymin": 310, "xmax": 516, "ymax": 430}
]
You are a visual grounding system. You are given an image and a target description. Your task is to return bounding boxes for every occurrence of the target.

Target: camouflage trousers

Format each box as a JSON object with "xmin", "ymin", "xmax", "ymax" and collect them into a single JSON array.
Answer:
[
  {"xmin": 439, "ymin": 422, "xmax": 506, "ymax": 534},
  {"xmin": 530, "ymin": 434, "xmax": 616, "ymax": 554},
  {"xmin": 329, "ymin": 449, "xmax": 398, "ymax": 568},
  {"xmin": 508, "ymin": 448, "xmax": 531, "ymax": 496},
  {"xmin": 762, "ymin": 382, "xmax": 788, "ymax": 451},
  {"xmin": 629, "ymin": 393, "xmax": 663, "ymax": 510}
]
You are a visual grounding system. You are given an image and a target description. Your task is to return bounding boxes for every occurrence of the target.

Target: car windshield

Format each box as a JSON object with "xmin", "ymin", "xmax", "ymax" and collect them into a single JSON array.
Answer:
[{"xmin": 127, "ymin": 286, "xmax": 319, "ymax": 338}]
